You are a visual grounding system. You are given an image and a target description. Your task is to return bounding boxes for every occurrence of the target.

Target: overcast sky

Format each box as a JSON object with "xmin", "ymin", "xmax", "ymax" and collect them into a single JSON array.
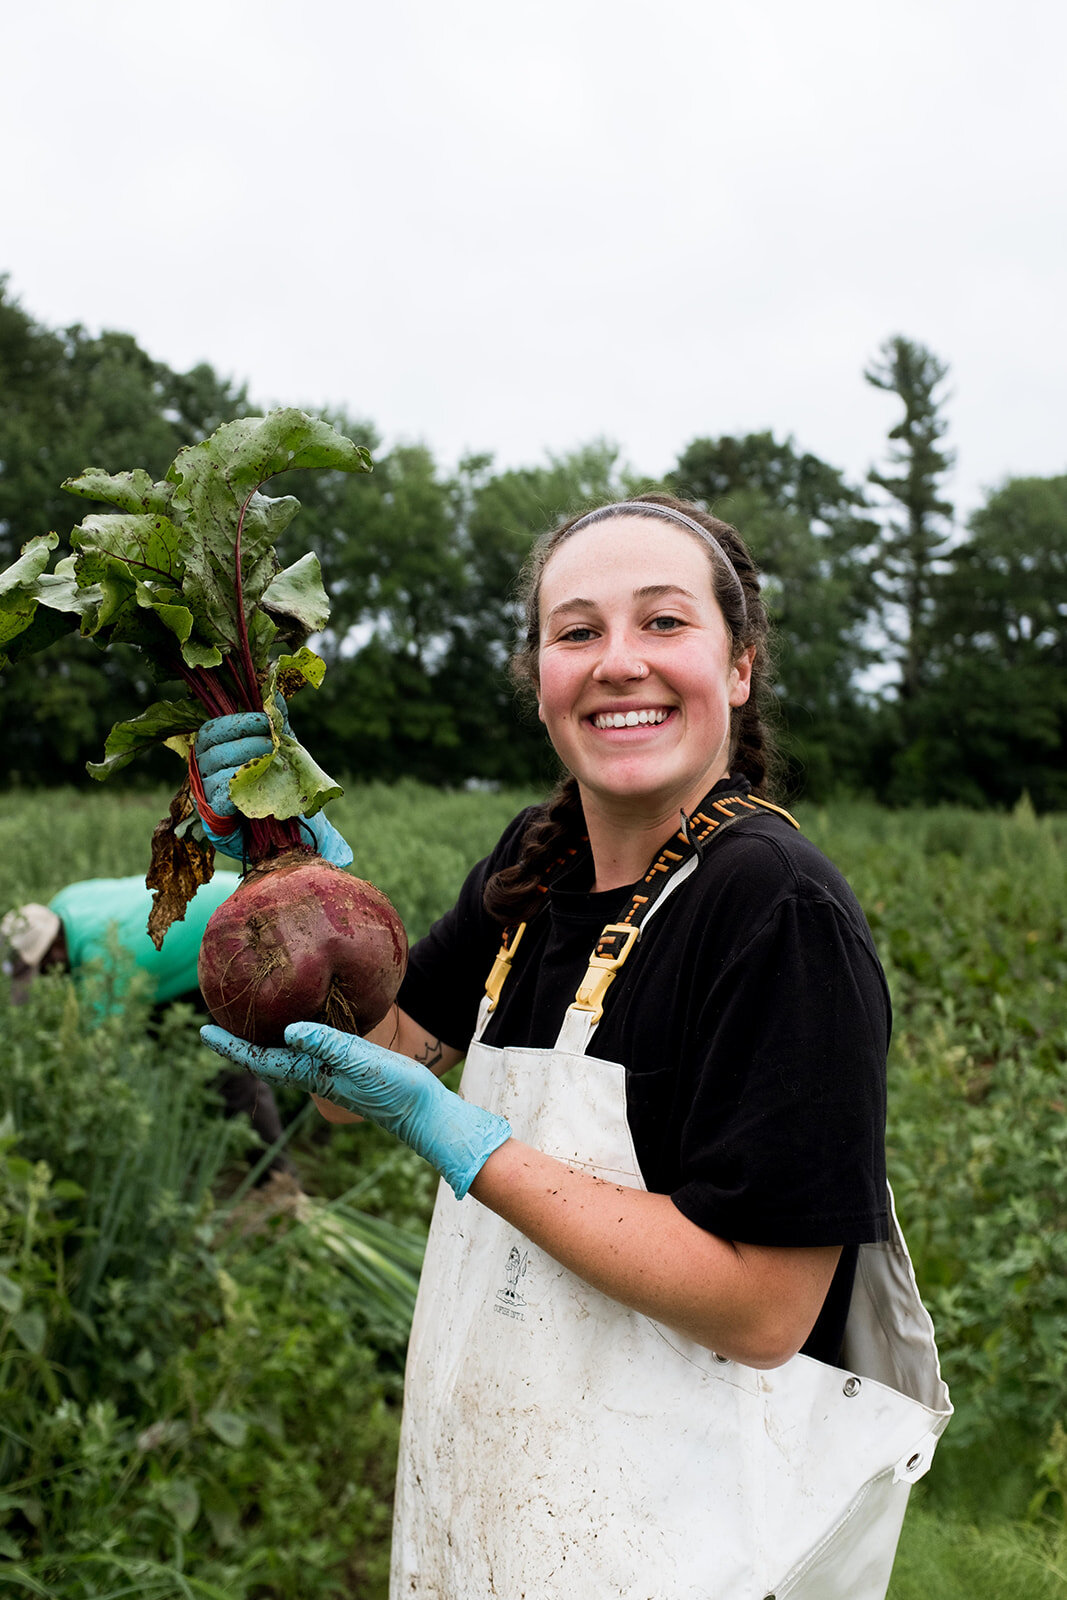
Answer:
[{"xmin": 6, "ymin": 0, "xmax": 1065, "ymax": 519}]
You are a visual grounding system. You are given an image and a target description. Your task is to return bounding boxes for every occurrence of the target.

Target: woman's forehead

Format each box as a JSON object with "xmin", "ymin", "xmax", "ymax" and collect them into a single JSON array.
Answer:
[{"xmin": 540, "ymin": 515, "xmax": 716, "ymax": 598}]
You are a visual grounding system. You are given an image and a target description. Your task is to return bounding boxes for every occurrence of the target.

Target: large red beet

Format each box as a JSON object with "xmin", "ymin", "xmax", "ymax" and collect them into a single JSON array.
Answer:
[{"xmin": 198, "ymin": 849, "xmax": 407, "ymax": 1045}]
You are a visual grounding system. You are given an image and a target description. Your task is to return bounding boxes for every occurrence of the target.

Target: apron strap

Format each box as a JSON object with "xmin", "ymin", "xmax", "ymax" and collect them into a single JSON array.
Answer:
[
  {"xmin": 556, "ymin": 790, "xmax": 799, "ymax": 1054},
  {"xmin": 555, "ymin": 854, "xmax": 701, "ymax": 1054},
  {"xmin": 475, "ymin": 786, "xmax": 799, "ymax": 1053}
]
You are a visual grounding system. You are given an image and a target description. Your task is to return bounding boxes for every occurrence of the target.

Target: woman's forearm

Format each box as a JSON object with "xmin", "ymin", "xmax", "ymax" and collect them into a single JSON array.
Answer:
[{"xmin": 469, "ymin": 1139, "xmax": 840, "ymax": 1369}]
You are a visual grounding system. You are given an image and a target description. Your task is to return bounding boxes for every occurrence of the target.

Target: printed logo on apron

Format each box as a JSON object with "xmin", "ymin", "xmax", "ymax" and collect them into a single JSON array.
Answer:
[{"xmin": 494, "ymin": 1245, "xmax": 529, "ymax": 1318}]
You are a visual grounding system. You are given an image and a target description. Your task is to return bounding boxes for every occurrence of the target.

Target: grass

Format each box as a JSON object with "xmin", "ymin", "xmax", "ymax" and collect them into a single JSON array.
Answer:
[{"xmin": 890, "ymin": 1506, "xmax": 1067, "ymax": 1598}]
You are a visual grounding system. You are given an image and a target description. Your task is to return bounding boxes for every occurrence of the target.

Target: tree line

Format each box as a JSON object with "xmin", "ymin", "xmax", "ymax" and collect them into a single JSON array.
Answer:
[{"xmin": 1, "ymin": 277, "xmax": 1064, "ymax": 807}]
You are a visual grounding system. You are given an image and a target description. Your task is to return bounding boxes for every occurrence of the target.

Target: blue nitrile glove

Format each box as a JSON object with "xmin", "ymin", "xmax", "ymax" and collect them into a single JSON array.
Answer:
[
  {"xmin": 201, "ymin": 1022, "xmax": 512, "ymax": 1200},
  {"xmin": 194, "ymin": 710, "xmax": 353, "ymax": 867}
]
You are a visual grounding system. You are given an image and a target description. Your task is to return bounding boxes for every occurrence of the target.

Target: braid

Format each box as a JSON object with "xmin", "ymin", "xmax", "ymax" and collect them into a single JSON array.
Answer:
[{"xmin": 483, "ymin": 776, "xmax": 586, "ymax": 926}]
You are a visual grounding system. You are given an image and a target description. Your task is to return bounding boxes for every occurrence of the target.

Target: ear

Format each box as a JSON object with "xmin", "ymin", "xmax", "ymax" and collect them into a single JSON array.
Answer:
[
  {"xmin": 729, "ymin": 646, "xmax": 755, "ymax": 707},
  {"xmin": 536, "ymin": 694, "xmax": 546, "ymax": 724}
]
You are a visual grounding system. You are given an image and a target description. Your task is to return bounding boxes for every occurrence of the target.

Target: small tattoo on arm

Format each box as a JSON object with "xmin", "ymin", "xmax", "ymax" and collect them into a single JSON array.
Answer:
[{"xmin": 414, "ymin": 1037, "xmax": 445, "ymax": 1073}]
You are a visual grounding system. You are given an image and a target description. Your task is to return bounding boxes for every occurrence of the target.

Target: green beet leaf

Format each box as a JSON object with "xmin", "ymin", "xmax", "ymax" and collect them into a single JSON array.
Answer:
[
  {"xmin": 261, "ymin": 551, "xmax": 331, "ymax": 637},
  {"xmin": 86, "ymin": 700, "xmax": 208, "ymax": 779},
  {"xmin": 0, "ymin": 534, "xmax": 77, "ymax": 667},
  {"xmin": 227, "ymin": 682, "xmax": 341, "ymax": 820},
  {"xmin": 167, "ymin": 410, "xmax": 370, "ymax": 657},
  {"xmin": 229, "ymin": 731, "xmax": 343, "ymax": 822},
  {"xmin": 72, "ymin": 511, "xmax": 185, "ymax": 587},
  {"xmin": 63, "ymin": 465, "xmax": 174, "ymax": 517}
]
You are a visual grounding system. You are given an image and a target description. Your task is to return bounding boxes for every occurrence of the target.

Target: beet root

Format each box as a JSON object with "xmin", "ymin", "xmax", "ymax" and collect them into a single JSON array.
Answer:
[{"xmin": 198, "ymin": 849, "xmax": 408, "ymax": 1045}]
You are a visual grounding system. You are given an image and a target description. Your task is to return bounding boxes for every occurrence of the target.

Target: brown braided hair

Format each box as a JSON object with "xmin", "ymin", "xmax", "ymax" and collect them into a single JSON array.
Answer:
[{"xmin": 484, "ymin": 492, "xmax": 781, "ymax": 925}]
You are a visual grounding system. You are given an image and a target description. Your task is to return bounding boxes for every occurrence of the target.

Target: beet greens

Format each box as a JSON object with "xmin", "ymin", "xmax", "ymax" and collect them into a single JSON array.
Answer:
[{"xmin": 9, "ymin": 410, "xmax": 373, "ymax": 940}]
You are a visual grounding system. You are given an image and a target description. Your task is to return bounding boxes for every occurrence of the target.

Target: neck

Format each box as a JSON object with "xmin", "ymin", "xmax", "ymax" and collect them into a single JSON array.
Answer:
[{"xmin": 579, "ymin": 791, "xmax": 699, "ymax": 892}]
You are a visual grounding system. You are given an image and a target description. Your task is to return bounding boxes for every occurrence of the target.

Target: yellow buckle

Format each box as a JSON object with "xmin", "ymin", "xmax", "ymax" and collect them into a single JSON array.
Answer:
[
  {"xmin": 572, "ymin": 923, "xmax": 640, "ymax": 1023},
  {"xmin": 484, "ymin": 922, "xmax": 526, "ymax": 1011}
]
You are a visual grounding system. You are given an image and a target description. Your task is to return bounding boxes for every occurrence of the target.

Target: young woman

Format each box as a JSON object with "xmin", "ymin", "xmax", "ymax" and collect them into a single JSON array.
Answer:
[{"xmin": 198, "ymin": 495, "xmax": 950, "ymax": 1599}]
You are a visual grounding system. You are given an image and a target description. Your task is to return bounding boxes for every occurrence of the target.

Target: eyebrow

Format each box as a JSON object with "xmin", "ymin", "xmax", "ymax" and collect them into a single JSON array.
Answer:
[{"xmin": 544, "ymin": 583, "xmax": 699, "ymax": 625}]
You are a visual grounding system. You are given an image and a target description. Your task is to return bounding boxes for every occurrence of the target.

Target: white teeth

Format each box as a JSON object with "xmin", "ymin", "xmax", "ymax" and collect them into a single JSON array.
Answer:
[{"xmin": 592, "ymin": 709, "xmax": 669, "ymax": 730}]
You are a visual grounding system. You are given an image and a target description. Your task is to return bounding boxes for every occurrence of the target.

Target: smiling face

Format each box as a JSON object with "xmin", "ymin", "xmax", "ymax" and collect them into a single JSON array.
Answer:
[{"xmin": 535, "ymin": 516, "xmax": 754, "ymax": 821}]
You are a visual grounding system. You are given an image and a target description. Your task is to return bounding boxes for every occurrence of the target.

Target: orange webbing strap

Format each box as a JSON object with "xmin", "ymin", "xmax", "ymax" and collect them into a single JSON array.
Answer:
[
  {"xmin": 570, "ymin": 790, "xmax": 800, "ymax": 1025},
  {"xmin": 484, "ymin": 920, "xmax": 527, "ymax": 1012},
  {"xmin": 483, "ymin": 790, "xmax": 799, "ymax": 1021},
  {"xmin": 483, "ymin": 832, "xmax": 586, "ymax": 1014}
]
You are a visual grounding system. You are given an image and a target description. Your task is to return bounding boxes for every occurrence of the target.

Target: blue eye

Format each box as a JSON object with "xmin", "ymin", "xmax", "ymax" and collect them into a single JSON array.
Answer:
[
  {"xmin": 649, "ymin": 615, "xmax": 683, "ymax": 631},
  {"xmin": 561, "ymin": 625, "xmax": 596, "ymax": 643}
]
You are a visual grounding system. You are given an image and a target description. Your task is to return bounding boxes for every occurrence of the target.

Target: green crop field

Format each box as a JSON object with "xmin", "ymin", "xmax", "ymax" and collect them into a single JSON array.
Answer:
[{"xmin": 2, "ymin": 783, "xmax": 1066, "ymax": 1597}]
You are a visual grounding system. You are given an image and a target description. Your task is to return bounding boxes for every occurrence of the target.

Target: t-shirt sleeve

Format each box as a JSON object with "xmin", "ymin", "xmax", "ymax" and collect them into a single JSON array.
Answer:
[
  {"xmin": 670, "ymin": 892, "xmax": 890, "ymax": 1247},
  {"xmin": 396, "ymin": 809, "xmax": 535, "ymax": 1053}
]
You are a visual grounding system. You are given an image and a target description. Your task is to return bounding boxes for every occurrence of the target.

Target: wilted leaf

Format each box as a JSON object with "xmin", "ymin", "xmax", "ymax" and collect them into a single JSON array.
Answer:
[
  {"xmin": 146, "ymin": 776, "xmax": 217, "ymax": 950},
  {"xmin": 276, "ymin": 647, "xmax": 327, "ymax": 699}
]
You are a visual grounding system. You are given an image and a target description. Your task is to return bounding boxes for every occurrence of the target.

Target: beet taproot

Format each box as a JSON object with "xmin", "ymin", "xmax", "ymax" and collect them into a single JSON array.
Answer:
[{"xmin": 198, "ymin": 849, "xmax": 407, "ymax": 1045}]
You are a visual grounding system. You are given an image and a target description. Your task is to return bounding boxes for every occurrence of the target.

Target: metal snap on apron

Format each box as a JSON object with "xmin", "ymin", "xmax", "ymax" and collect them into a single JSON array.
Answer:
[{"xmin": 391, "ymin": 876, "xmax": 951, "ymax": 1597}]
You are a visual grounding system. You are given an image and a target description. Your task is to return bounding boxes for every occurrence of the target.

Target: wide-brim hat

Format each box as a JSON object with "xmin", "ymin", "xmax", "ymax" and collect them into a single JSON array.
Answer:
[{"xmin": 1, "ymin": 903, "xmax": 62, "ymax": 969}]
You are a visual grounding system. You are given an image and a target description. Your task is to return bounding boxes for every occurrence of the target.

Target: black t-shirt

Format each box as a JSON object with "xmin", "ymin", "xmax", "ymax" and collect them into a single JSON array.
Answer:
[{"xmin": 398, "ymin": 782, "xmax": 891, "ymax": 1365}]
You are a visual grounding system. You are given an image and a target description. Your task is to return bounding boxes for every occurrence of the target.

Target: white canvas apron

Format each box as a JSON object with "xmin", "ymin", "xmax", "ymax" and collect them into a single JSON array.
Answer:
[{"xmin": 391, "ymin": 869, "xmax": 952, "ymax": 1598}]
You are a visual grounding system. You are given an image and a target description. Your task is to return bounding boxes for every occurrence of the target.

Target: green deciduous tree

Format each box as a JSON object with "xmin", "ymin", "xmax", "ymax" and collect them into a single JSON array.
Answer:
[
  {"xmin": 0, "ymin": 279, "xmax": 249, "ymax": 785},
  {"xmin": 900, "ymin": 475, "xmax": 1067, "ymax": 809},
  {"xmin": 667, "ymin": 431, "xmax": 879, "ymax": 797}
]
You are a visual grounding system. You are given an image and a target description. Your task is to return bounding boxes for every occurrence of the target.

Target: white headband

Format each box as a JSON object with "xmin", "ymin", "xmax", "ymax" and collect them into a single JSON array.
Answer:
[{"xmin": 562, "ymin": 501, "xmax": 747, "ymax": 615}]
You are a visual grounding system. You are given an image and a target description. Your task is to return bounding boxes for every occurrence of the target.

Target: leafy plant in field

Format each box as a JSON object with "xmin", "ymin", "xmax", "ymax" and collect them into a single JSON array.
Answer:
[
  {"xmin": 0, "ymin": 968, "xmax": 422, "ymax": 1599},
  {"xmin": 0, "ymin": 1213, "xmax": 403, "ymax": 1598},
  {"xmin": 803, "ymin": 800, "xmax": 1067, "ymax": 1519},
  {"xmin": 889, "ymin": 1504, "xmax": 1067, "ymax": 1600}
]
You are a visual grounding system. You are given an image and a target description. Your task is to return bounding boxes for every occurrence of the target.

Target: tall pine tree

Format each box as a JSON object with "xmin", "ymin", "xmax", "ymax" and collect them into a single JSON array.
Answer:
[{"xmin": 865, "ymin": 336, "xmax": 954, "ymax": 702}]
